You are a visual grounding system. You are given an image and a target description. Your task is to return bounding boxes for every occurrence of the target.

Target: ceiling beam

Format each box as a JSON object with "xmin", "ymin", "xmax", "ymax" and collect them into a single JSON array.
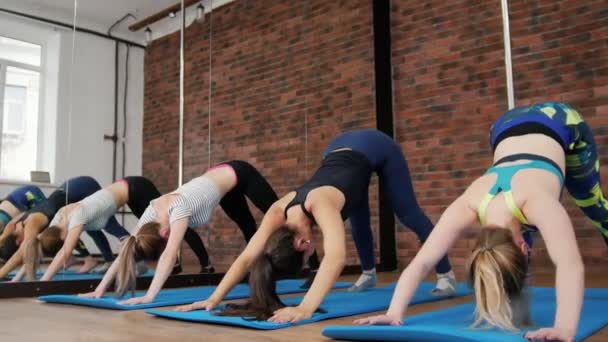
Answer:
[{"xmin": 128, "ymin": 0, "xmax": 199, "ymax": 31}]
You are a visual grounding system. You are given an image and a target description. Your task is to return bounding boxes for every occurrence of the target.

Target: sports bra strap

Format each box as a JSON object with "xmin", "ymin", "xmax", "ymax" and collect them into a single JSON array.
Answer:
[
  {"xmin": 478, "ymin": 158, "xmax": 563, "ymax": 225},
  {"xmin": 284, "ymin": 195, "xmax": 315, "ymax": 222}
]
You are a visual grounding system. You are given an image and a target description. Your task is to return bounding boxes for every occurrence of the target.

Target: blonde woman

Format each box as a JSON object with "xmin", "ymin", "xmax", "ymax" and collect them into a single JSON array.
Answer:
[
  {"xmin": 355, "ymin": 102, "xmax": 608, "ymax": 342},
  {"xmin": 79, "ymin": 160, "xmax": 278, "ymax": 304},
  {"xmin": 0, "ymin": 176, "xmax": 121, "ymax": 280}
]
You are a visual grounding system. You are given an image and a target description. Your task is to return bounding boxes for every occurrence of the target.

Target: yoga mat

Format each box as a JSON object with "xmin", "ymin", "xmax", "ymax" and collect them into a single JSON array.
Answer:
[
  {"xmin": 145, "ymin": 282, "xmax": 472, "ymax": 330},
  {"xmin": 322, "ymin": 287, "xmax": 608, "ymax": 342},
  {"xmin": 38, "ymin": 279, "xmax": 352, "ymax": 310},
  {"xmin": 5, "ymin": 269, "xmax": 154, "ymax": 282}
]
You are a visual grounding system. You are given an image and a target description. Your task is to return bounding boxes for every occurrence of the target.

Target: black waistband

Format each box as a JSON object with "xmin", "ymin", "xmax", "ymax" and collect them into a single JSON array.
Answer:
[
  {"xmin": 493, "ymin": 122, "xmax": 565, "ymax": 151},
  {"xmin": 494, "ymin": 153, "xmax": 564, "ymax": 178}
]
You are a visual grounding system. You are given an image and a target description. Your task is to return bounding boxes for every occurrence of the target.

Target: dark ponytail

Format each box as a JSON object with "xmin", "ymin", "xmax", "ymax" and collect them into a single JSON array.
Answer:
[{"xmin": 217, "ymin": 227, "xmax": 306, "ymax": 320}]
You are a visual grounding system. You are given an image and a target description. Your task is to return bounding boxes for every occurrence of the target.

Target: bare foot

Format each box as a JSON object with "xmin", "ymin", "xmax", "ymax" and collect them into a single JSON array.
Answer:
[
  {"xmin": 64, "ymin": 255, "xmax": 81, "ymax": 268},
  {"xmin": 77, "ymin": 257, "xmax": 100, "ymax": 273}
]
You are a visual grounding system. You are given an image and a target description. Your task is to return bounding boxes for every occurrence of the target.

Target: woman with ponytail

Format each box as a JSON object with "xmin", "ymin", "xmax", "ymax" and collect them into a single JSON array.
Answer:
[
  {"xmin": 175, "ymin": 129, "xmax": 454, "ymax": 322},
  {"xmin": 37, "ymin": 176, "xmax": 216, "ymax": 281},
  {"xmin": 79, "ymin": 160, "xmax": 278, "ymax": 303},
  {"xmin": 0, "ymin": 185, "xmax": 46, "ymax": 262},
  {"xmin": 355, "ymin": 102, "xmax": 607, "ymax": 342},
  {"xmin": 0, "ymin": 176, "xmax": 120, "ymax": 281}
]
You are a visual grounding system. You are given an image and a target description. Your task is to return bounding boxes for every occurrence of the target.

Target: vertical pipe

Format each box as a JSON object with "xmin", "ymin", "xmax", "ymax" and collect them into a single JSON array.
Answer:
[
  {"xmin": 207, "ymin": 0, "xmax": 213, "ymax": 169},
  {"xmin": 122, "ymin": 45, "xmax": 130, "ymax": 180},
  {"xmin": 178, "ymin": 0, "xmax": 185, "ymax": 186},
  {"xmin": 373, "ymin": 0, "xmax": 397, "ymax": 272},
  {"xmin": 65, "ymin": 0, "xmax": 78, "ymax": 202},
  {"xmin": 0, "ymin": 65, "xmax": 6, "ymax": 159},
  {"xmin": 501, "ymin": 0, "xmax": 515, "ymax": 109},
  {"xmin": 112, "ymin": 41, "xmax": 119, "ymax": 181}
]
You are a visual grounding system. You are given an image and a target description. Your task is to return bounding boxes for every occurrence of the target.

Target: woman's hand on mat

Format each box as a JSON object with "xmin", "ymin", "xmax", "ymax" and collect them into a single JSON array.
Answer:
[
  {"xmin": 174, "ymin": 299, "xmax": 218, "ymax": 312},
  {"xmin": 118, "ymin": 295, "xmax": 154, "ymax": 306},
  {"xmin": 353, "ymin": 314, "xmax": 403, "ymax": 326},
  {"xmin": 269, "ymin": 306, "xmax": 312, "ymax": 324},
  {"xmin": 78, "ymin": 290, "xmax": 104, "ymax": 299},
  {"xmin": 524, "ymin": 327, "xmax": 574, "ymax": 342}
]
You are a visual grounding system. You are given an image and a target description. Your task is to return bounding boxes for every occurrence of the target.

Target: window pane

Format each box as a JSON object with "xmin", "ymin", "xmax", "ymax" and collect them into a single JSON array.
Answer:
[
  {"xmin": 1, "ymin": 66, "xmax": 40, "ymax": 181},
  {"xmin": 0, "ymin": 36, "xmax": 41, "ymax": 67}
]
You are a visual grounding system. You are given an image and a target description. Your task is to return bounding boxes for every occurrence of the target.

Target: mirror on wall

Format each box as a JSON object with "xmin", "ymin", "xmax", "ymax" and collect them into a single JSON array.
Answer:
[
  {"xmin": 0, "ymin": 0, "xmax": 216, "ymax": 287},
  {"xmin": 0, "ymin": 0, "xmax": 346, "ymax": 294}
]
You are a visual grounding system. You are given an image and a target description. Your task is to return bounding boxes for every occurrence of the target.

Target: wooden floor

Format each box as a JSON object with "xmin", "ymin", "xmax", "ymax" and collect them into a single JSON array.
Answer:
[{"xmin": 1, "ymin": 270, "xmax": 606, "ymax": 341}]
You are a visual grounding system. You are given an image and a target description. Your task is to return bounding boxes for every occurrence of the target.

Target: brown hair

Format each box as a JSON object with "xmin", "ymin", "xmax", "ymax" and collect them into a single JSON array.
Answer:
[
  {"xmin": 217, "ymin": 227, "xmax": 307, "ymax": 320},
  {"xmin": 467, "ymin": 226, "xmax": 528, "ymax": 331},
  {"xmin": 115, "ymin": 222, "xmax": 166, "ymax": 297},
  {"xmin": 0, "ymin": 235, "xmax": 18, "ymax": 261},
  {"xmin": 23, "ymin": 226, "xmax": 64, "ymax": 281}
]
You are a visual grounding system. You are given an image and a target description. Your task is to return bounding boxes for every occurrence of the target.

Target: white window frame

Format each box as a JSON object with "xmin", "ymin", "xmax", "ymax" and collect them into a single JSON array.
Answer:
[{"xmin": 0, "ymin": 33, "xmax": 47, "ymax": 181}]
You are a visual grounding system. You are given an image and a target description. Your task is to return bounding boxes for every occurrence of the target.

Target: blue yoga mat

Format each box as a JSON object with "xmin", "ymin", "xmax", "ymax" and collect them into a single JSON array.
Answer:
[
  {"xmin": 145, "ymin": 282, "xmax": 472, "ymax": 330},
  {"xmin": 322, "ymin": 287, "xmax": 608, "ymax": 342},
  {"xmin": 5, "ymin": 269, "xmax": 154, "ymax": 282},
  {"xmin": 38, "ymin": 279, "xmax": 352, "ymax": 310}
]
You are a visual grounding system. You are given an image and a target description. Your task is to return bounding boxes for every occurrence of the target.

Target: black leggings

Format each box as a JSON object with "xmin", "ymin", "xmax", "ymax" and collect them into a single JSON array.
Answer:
[
  {"xmin": 220, "ymin": 161, "xmax": 278, "ymax": 240},
  {"xmin": 187, "ymin": 161, "xmax": 278, "ymax": 267},
  {"xmin": 123, "ymin": 176, "xmax": 210, "ymax": 267}
]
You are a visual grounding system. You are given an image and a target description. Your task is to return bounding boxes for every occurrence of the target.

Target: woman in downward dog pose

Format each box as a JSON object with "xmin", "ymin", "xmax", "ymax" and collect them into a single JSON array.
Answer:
[
  {"xmin": 356, "ymin": 102, "xmax": 605, "ymax": 342},
  {"xmin": 79, "ymin": 160, "xmax": 278, "ymax": 304},
  {"xmin": 175, "ymin": 129, "xmax": 454, "ymax": 322},
  {"xmin": 0, "ymin": 185, "xmax": 46, "ymax": 261},
  {"xmin": 35, "ymin": 176, "xmax": 214, "ymax": 281},
  {"xmin": 0, "ymin": 176, "xmax": 124, "ymax": 280}
]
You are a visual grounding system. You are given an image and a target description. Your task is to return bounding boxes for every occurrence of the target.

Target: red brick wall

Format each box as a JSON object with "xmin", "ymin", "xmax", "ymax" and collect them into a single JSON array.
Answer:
[
  {"xmin": 509, "ymin": 0, "xmax": 608, "ymax": 268},
  {"xmin": 143, "ymin": 0, "xmax": 377, "ymax": 271},
  {"xmin": 391, "ymin": 0, "xmax": 608, "ymax": 271},
  {"xmin": 144, "ymin": 0, "xmax": 607, "ymax": 273}
]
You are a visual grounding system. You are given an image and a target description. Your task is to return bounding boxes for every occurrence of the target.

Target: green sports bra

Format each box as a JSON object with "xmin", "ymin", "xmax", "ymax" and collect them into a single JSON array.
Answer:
[{"xmin": 478, "ymin": 154, "xmax": 564, "ymax": 226}]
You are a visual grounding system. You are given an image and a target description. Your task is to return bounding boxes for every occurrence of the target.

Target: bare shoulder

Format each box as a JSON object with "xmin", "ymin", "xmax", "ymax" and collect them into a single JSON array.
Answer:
[
  {"xmin": 460, "ymin": 174, "xmax": 496, "ymax": 209},
  {"xmin": 273, "ymin": 191, "xmax": 297, "ymax": 210}
]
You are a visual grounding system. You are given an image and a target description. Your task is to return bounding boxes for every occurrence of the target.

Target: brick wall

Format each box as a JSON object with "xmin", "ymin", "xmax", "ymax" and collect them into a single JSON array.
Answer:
[
  {"xmin": 143, "ymin": 0, "xmax": 377, "ymax": 271},
  {"xmin": 391, "ymin": 0, "xmax": 608, "ymax": 271},
  {"xmin": 508, "ymin": 0, "xmax": 608, "ymax": 268},
  {"xmin": 144, "ymin": 0, "xmax": 607, "ymax": 273}
]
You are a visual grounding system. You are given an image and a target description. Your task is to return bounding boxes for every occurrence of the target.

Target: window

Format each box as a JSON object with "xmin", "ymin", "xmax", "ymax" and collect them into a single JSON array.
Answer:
[{"xmin": 0, "ymin": 36, "xmax": 42, "ymax": 181}]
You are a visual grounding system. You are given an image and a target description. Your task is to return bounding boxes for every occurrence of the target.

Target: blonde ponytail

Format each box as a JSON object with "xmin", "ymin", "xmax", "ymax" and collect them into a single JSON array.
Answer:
[
  {"xmin": 116, "ymin": 236, "xmax": 138, "ymax": 297},
  {"xmin": 23, "ymin": 226, "xmax": 63, "ymax": 281},
  {"xmin": 115, "ymin": 222, "xmax": 165, "ymax": 297},
  {"xmin": 468, "ymin": 227, "xmax": 528, "ymax": 331}
]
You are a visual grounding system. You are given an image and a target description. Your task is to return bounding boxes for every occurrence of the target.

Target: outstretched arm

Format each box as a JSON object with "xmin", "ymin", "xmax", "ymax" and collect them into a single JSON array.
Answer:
[
  {"xmin": 10, "ymin": 265, "xmax": 26, "ymax": 282},
  {"xmin": 0, "ymin": 215, "xmax": 46, "ymax": 279},
  {"xmin": 40, "ymin": 226, "xmax": 83, "ymax": 281},
  {"xmin": 119, "ymin": 217, "xmax": 189, "ymax": 305},
  {"xmin": 522, "ymin": 195, "xmax": 583, "ymax": 342},
  {"xmin": 0, "ymin": 213, "xmax": 24, "ymax": 243},
  {"xmin": 355, "ymin": 196, "xmax": 477, "ymax": 325},
  {"xmin": 0, "ymin": 247, "xmax": 24, "ymax": 279},
  {"xmin": 174, "ymin": 204, "xmax": 286, "ymax": 312}
]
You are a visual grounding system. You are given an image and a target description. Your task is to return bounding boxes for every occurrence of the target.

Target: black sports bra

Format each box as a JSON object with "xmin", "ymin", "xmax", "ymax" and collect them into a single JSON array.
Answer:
[{"xmin": 284, "ymin": 150, "xmax": 373, "ymax": 222}]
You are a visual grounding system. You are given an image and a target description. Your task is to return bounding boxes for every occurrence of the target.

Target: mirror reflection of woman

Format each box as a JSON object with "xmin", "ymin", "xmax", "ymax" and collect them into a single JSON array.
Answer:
[
  {"xmin": 30, "ymin": 177, "xmax": 165, "ymax": 281},
  {"xmin": 79, "ymin": 160, "xmax": 278, "ymax": 305},
  {"xmin": 0, "ymin": 185, "xmax": 47, "ymax": 262},
  {"xmin": 176, "ymin": 129, "xmax": 455, "ymax": 322},
  {"xmin": 355, "ymin": 102, "xmax": 605, "ymax": 342},
  {"xmin": 25, "ymin": 176, "xmax": 213, "ymax": 281},
  {"xmin": 0, "ymin": 176, "xmax": 123, "ymax": 281}
]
